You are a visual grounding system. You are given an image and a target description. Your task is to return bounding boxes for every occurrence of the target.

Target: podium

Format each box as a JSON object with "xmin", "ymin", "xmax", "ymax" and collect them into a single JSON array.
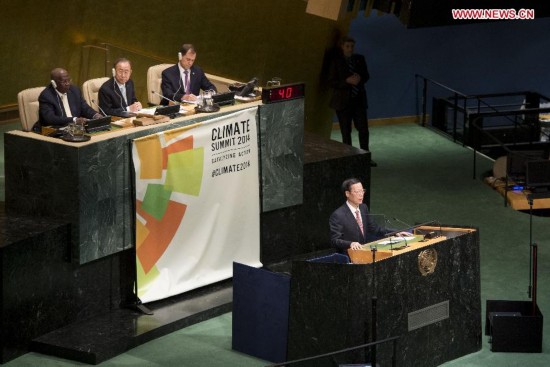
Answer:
[
  {"xmin": 346, "ymin": 225, "xmax": 473, "ymax": 264},
  {"xmin": 286, "ymin": 225, "xmax": 481, "ymax": 367}
]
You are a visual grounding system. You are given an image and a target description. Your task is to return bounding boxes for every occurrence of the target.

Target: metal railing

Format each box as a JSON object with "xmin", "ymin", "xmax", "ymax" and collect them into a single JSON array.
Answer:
[
  {"xmin": 80, "ymin": 42, "xmax": 171, "ymax": 81},
  {"xmin": 416, "ymin": 74, "xmax": 550, "ymax": 137},
  {"xmin": 416, "ymin": 74, "xmax": 550, "ymax": 177},
  {"xmin": 469, "ymin": 108, "xmax": 550, "ymax": 179}
]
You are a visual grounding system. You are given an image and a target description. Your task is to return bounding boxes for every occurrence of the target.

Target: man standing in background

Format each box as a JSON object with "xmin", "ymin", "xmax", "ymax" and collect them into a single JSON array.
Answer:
[{"xmin": 328, "ymin": 36, "xmax": 375, "ymax": 166}]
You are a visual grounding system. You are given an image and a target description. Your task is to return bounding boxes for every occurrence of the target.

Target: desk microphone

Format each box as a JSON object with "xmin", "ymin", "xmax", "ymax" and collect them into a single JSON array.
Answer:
[
  {"xmin": 152, "ymin": 91, "xmax": 179, "ymax": 105},
  {"xmin": 91, "ymin": 99, "xmax": 108, "ymax": 117},
  {"xmin": 405, "ymin": 220, "xmax": 441, "ymax": 241},
  {"xmin": 392, "ymin": 217, "xmax": 414, "ymax": 233},
  {"xmin": 237, "ymin": 78, "xmax": 258, "ymax": 97},
  {"xmin": 384, "ymin": 219, "xmax": 436, "ymax": 245}
]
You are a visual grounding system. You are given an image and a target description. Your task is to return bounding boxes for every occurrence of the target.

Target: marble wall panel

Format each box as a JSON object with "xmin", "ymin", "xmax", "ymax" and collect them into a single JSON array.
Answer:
[
  {"xmin": 286, "ymin": 228, "xmax": 481, "ymax": 367},
  {"xmin": 258, "ymin": 99, "xmax": 304, "ymax": 212}
]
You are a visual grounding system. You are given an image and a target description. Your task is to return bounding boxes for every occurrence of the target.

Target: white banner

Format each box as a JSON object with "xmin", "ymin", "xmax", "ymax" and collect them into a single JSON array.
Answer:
[{"xmin": 132, "ymin": 107, "xmax": 261, "ymax": 303}]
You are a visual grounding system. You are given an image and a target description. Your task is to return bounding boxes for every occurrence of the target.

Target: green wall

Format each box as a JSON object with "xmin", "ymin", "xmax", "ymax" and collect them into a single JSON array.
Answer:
[{"xmin": 1, "ymin": 0, "xmax": 353, "ymax": 137}]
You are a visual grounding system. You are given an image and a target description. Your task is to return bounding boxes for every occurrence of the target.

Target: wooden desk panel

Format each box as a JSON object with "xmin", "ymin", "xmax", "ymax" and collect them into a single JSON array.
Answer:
[{"xmin": 348, "ymin": 226, "xmax": 475, "ymax": 264}]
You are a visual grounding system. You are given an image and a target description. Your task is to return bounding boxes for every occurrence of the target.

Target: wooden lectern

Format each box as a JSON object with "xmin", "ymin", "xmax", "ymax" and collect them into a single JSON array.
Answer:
[{"xmin": 347, "ymin": 226, "xmax": 474, "ymax": 264}]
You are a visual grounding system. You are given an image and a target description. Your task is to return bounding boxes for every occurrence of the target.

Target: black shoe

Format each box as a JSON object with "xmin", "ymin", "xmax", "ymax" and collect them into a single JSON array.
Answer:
[{"xmin": 370, "ymin": 160, "xmax": 377, "ymax": 167}]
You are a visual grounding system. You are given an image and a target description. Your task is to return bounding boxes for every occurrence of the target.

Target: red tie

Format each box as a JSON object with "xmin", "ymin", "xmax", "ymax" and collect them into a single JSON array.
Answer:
[{"xmin": 355, "ymin": 209, "xmax": 364, "ymax": 235}]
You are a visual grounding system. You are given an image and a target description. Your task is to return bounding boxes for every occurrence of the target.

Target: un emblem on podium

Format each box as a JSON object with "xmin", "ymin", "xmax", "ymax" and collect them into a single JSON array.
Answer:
[{"xmin": 418, "ymin": 248, "xmax": 437, "ymax": 276}]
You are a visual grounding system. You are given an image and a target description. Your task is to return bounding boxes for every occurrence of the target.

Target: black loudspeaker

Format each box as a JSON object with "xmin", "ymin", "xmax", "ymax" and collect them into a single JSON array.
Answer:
[{"xmin": 485, "ymin": 300, "xmax": 543, "ymax": 353}]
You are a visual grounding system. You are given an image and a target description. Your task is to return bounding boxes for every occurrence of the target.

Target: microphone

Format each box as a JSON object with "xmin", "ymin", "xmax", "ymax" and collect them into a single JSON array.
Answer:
[
  {"xmin": 385, "ymin": 218, "xmax": 410, "ymax": 248},
  {"xmin": 368, "ymin": 213, "xmax": 403, "ymax": 250},
  {"xmin": 431, "ymin": 220, "xmax": 443, "ymax": 239},
  {"xmin": 407, "ymin": 220, "xmax": 441, "ymax": 241},
  {"xmin": 237, "ymin": 77, "xmax": 258, "ymax": 97},
  {"xmin": 383, "ymin": 219, "xmax": 437, "ymax": 242},
  {"xmin": 91, "ymin": 99, "xmax": 108, "ymax": 117},
  {"xmin": 368, "ymin": 213, "xmax": 389, "ymax": 229},
  {"xmin": 392, "ymin": 217, "xmax": 414, "ymax": 233},
  {"xmin": 152, "ymin": 90, "xmax": 179, "ymax": 105}
]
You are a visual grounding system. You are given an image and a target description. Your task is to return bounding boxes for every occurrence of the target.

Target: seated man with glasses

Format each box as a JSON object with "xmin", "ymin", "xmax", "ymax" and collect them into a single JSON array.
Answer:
[
  {"xmin": 99, "ymin": 58, "xmax": 142, "ymax": 116},
  {"xmin": 329, "ymin": 177, "xmax": 407, "ymax": 253},
  {"xmin": 34, "ymin": 68, "xmax": 102, "ymax": 132}
]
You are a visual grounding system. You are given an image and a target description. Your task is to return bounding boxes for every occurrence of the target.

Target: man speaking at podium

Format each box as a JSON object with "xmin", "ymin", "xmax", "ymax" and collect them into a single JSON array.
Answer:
[
  {"xmin": 160, "ymin": 43, "xmax": 217, "ymax": 104},
  {"xmin": 330, "ymin": 178, "xmax": 398, "ymax": 253}
]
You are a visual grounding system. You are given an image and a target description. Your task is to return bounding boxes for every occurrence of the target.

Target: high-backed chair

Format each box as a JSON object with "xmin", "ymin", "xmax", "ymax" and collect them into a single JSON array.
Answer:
[
  {"xmin": 147, "ymin": 64, "xmax": 172, "ymax": 105},
  {"xmin": 82, "ymin": 77, "xmax": 109, "ymax": 112},
  {"xmin": 17, "ymin": 86, "xmax": 45, "ymax": 131}
]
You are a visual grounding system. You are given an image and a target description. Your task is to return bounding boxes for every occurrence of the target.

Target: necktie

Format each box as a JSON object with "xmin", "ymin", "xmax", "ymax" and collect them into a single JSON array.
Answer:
[
  {"xmin": 119, "ymin": 84, "xmax": 128, "ymax": 106},
  {"xmin": 61, "ymin": 94, "xmax": 72, "ymax": 118},
  {"xmin": 355, "ymin": 209, "xmax": 364, "ymax": 236},
  {"xmin": 347, "ymin": 57, "xmax": 359, "ymax": 97},
  {"xmin": 184, "ymin": 70, "xmax": 190, "ymax": 94}
]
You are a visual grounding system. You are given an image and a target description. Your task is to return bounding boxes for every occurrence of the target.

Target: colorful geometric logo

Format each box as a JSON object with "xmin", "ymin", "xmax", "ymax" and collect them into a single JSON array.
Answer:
[{"xmin": 134, "ymin": 131, "xmax": 204, "ymax": 292}]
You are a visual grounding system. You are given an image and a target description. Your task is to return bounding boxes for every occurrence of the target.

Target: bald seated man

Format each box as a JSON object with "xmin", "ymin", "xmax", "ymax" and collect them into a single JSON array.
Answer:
[{"xmin": 33, "ymin": 68, "xmax": 101, "ymax": 132}]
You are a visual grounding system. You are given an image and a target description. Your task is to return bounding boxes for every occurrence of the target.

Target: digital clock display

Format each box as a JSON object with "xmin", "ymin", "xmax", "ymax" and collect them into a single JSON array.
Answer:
[{"xmin": 262, "ymin": 83, "xmax": 305, "ymax": 104}]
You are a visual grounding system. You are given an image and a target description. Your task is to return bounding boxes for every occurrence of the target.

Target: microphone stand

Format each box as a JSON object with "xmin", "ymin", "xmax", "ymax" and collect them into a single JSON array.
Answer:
[
  {"xmin": 392, "ymin": 216, "xmax": 413, "ymax": 233},
  {"xmin": 531, "ymin": 243, "xmax": 538, "ymax": 316},
  {"xmin": 369, "ymin": 244, "xmax": 378, "ymax": 367},
  {"xmin": 402, "ymin": 235, "xmax": 408, "ymax": 248},
  {"xmin": 152, "ymin": 91, "xmax": 180, "ymax": 105},
  {"xmin": 91, "ymin": 99, "xmax": 108, "ymax": 117}
]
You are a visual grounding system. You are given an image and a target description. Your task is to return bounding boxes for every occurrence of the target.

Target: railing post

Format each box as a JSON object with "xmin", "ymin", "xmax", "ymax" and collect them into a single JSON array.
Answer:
[
  {"xmin": 462, "ymin": 96, "xmax": 468, "ymax": 147},
  {"xmin": 452, "ymin": 93, "xmax": 459, "ymax": 142},
  {"xmin": 472, "ymin": 115, "xmax": 479, "ymax": 180},
  {"xmin": 422, "ymin": 77, "xmax": 427, "ymax": 127}
]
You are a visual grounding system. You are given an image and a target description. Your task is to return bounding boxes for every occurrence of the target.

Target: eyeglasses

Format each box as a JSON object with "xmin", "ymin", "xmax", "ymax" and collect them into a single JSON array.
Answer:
[{"xmin": 351, "ymin": 189, "xmax": 366, "ymax": 194}]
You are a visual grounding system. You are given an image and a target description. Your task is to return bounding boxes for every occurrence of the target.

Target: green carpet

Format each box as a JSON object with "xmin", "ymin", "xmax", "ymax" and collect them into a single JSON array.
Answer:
[{"xmin": 2, "ymin": 123, "xmax": 549, "ymax": 366}]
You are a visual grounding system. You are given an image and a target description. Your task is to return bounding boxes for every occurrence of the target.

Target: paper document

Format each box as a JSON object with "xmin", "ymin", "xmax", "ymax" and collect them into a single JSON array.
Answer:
[
  {"xmin": 137, "ymin": 107, "xmax": 157, "ymax": 115},
  {"xmin": 377, "ymin": 236, "xmax": 415, "ymax": 245}
]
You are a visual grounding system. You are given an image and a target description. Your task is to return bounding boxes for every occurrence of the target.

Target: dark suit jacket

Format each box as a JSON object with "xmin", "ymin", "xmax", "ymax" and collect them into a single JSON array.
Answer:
[
  {"xmin": 329, "ymin": 203, "xmax": 391, "ymax": 252},
  {"xmin": 328, "ymin": 53, "xmax": 369, "ymax": 111},
  {"xmin": 98, "ymin": 77, "xmax": 138, "ymax": 116},
  {"xmin": 36, "ymin": 84, "xmax": 97, "ymax": 129},
  {"xmin": 160, "ymin": 64, "xmax": 217, "ymax": 105}
]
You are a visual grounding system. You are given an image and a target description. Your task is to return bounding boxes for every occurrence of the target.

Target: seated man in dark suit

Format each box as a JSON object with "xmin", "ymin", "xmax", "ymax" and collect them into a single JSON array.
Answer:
[
  {"xmin": 329, "ymin": 178, "xmax": 409, "ymax": 253},
  {"xmin": 98, "ymin": 58, "xmax": 142, "ymax": 116},
  {"xmin": 160, "ymin": 43, "xmax": 217, "ymax": 105},
  {"xmin": 34, "ymin": 68, "xmax": 102, "ymax": 132}
]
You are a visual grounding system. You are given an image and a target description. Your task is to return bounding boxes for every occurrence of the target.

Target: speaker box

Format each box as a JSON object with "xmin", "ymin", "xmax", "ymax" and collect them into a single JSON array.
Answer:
[{"xmin": 485, "ymin": 300, "xmax": 543, "ymax": 353}]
